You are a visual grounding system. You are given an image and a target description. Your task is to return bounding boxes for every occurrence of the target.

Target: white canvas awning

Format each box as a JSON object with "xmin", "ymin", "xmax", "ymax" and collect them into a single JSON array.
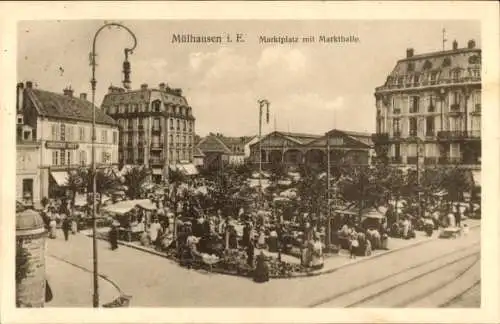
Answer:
[
  {"xmin": 180, "ymin": 164, "xmax": 198, "ymax": 176},
  {"xmin": 152, "ymin": 168, "xmax": 163, "ymax": 175},
  {"xmin": 50, "ymin": 171, "xmax": 68, "ymax": 186}
]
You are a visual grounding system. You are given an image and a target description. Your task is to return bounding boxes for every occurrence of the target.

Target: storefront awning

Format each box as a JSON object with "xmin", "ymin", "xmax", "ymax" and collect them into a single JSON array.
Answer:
[
  {"xmin": 50, "ymin": 171, "xmax": 68, "ymax": 186},
  {"xmin": 472, "ymin": 170, "xmax": 481, "ymax": 187},
  {"xmin": 180, "ymin": 164, "xmax": 198, "ymax": 176}
]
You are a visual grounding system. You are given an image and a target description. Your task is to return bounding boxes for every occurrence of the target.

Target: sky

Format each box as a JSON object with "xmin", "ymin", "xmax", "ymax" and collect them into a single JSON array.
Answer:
[{"xmin": 18, "ymin": 20, "xmax": 480, "ymax": 137}]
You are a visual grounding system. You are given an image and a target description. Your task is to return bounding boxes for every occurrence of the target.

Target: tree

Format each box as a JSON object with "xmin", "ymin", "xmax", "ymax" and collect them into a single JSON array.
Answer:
[
  {"xmin": 123, "ymin": 166, "xmax": 151, "ymax": 199},
  {"xmin": 337, "ymin": 165, "xmax": 388, "ymax": 218},
  {"xmin": 66, "ymin": 167, "xmax": 87, "ymax": 215}
]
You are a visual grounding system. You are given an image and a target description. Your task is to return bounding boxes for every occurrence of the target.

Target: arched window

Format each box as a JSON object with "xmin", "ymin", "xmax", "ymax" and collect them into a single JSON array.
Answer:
[{"xmin": 152, "ymin": 100, "xmax": 161, "ymax": 112}]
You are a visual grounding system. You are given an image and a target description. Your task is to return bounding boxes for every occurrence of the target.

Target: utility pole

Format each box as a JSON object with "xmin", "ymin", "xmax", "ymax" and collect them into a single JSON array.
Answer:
[
  {"xmin": 326, "ymin": 132, "xmax": 331, "ymax": 247},
  {"xmin": 257, "ymin": 99, "xmax": 270, "ymax": 207}
]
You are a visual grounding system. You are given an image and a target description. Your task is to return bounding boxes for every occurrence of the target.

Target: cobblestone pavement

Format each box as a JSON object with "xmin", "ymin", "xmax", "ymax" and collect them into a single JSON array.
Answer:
[{"xmin": 46, "ymin": 223, "xmax": 480, "ymax": 307}]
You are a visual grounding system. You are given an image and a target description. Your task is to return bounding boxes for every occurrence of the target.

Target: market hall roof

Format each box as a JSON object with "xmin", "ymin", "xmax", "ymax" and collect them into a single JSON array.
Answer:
[
  {"xmin": 252, "ymin": 129, "xmax": 373, "ymax": 149},
  {"xmin": 26, "ymin": 88, "xmax": 117, "ymax": 126}
]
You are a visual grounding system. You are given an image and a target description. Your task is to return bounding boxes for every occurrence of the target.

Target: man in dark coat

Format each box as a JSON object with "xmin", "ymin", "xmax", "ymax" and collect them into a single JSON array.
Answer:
[{"xmin": 109, "ymin": 225, "xmax": 119, "ymax": 250}]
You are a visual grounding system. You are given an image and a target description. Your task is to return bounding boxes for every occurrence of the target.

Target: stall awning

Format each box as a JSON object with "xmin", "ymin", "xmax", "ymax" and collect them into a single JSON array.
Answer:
[
  {"xmin": 472, "ymin": 170, "xmax": 481, "ymax": 187},
  {"xmin": 50, "ymin": 171, "xmax": 68, "ymax": 186},
  {"xmin": 180, "ymin": 164, "xmax": 198, "ymax": 176},
  {"xmin": 152, "ymin": 168, "xmax": 163, "ymax": 175}
]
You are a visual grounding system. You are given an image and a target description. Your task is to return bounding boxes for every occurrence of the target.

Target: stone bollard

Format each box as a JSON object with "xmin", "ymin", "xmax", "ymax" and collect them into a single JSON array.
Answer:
[{"xmin": 16, "ymin": 209, "xmax": 47, "ymax": 307}]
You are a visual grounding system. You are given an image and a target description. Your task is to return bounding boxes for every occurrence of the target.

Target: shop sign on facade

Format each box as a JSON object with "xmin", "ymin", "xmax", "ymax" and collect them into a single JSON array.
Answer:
[{"xmin": 45, "ymin": 141, "xmax": 79, "ymax": 150}]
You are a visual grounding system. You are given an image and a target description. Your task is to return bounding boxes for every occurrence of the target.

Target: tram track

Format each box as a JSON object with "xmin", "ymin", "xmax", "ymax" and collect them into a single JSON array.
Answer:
[
  {"xmin": 349, "ymin": 252, "xmax": 479, "ymax": 307},
  {"xmin": 309, "ymin": 241, "xmax": 480, "ymax": 308}
]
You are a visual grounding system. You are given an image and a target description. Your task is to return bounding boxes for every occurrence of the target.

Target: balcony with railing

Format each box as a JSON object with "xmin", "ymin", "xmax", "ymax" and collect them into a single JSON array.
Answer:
[
  {"xmin": 376, "ymin": 76, "xmax": 481, "ymax": 92},
  {"xmin": 149, "ymin": 157, "xmax": 163, "ymax": 165},
  {"xmin": 407, "ymin": 156, "xmax": 418, "ymax": 164},
  {"xmin": 437, "ymin": 130, "xmax": 481, "ymax": 141},
  {"xmin": 424, "ymin": 157, "xmax": 439, "ymax": 165},
  {"xmin": 472, "ymin": 104, "xmax": 481, "ymax": 115},
  {"xmin": 151, "ymin": 142, "xmax": 163, "ymax": 150},
  {"xmin": 388, "ymin": 156, "xmax": 402, "ymax": 164},
  {"xmin": 449, "ymin": 103, "xmax": 461, "ymax": 113}
]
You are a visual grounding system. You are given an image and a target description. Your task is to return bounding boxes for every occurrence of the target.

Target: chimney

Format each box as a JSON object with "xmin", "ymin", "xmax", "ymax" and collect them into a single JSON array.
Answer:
[
  {"xmin": 159, "ymin": 82, "xmax": 166, "ymax": 91},
  {"xmin": 140, "ymin": 83, "xmax": 148, "ymax": 91},
  {"xmin": 79, "ymin": 93, "xmax": 87, "ymax": 101},
  {"xmin": 406, "ymin": 48, "xmax": 414, "ymax": 58},
  {"xmin": 16, "ymin": 83, "xmax": 24, "ymax": 112},
  {"xmin": 26, "ymin": 81, "xmax": 33, "ymax": 89},
  {"xmin": 452, "ymin": 40, "xmax": 458, "ymax": 50},
  {"xmin": 63, "ymin": 87, "xmax": 74, "ymax": 97},
  {"xmin": 467, "ymin": 39, "xmax": 476, "ymax": 49}
]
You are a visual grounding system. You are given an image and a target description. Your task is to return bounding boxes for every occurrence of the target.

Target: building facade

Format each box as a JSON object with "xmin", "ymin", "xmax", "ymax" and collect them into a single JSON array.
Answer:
[
  {"xmin": 102, "ymin": 83, "xmax": 196, "ymax": 182},
  {"xmin": 372, "ymin": 39, "xmax": 481, "ymax": 172},
  {"xmin": 17, "ymin": 82, "xmax": 119, "ymax": 199},
  {"xmin": 249, "ymin": 130, "xmax": 373, "ymax": 170},
  {"xmin": 16, "ymin": 123, "xmax": 41, "ymax": 207}
]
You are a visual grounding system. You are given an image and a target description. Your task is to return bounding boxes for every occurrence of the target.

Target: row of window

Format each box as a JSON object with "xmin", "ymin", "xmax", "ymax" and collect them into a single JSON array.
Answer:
[
  {"xmin": 51, "ymin": 149, "xmax": 113, "ymax": 166},
  {"xmin": 121, "ymin": 134, "xmax": 194, "ymax": 146},
  {"xmin": 390, "ymin": 143, "xmax": 461, "ymax": 158},
  {"xmin": 120, "ymin": 150, "xmax": 192, "ymax": 161},
  {"xmin": 387, "ymin": 91, "xmax": 481, "ymax": 114},
  {"xmin": 117, "ymin": 118, "xmax": 194, "ymax": 132},
  {"xmin": 50, "ymin": 123, "xmax": 118, "ymax": 144},
  {"xmin": 389, "ymin": 115, "xmax": 480, "ymax": 136},
  {"xmin": 389, "ymin": 68, "xmax": 480, "ymax": 87},
  {"xmin": 108, "ymin": 101, "xmax": 192, "ymax": 116}
]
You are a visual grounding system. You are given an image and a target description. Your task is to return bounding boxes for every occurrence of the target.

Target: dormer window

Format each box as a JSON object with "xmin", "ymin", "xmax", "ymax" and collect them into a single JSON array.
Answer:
[
  {"xmin": 423, "ymin": 60, "xmax": 432, "ymax": 70},
  {"xmin": 442, "ymin": 57, "xmax": 451, "ymax": 67},
  {"xmin": 468, "ymin": 55, "xmax": 480, "ymax": 65},
  {"xmin": 407, "ymin": 62, "xmax": 415, "ymax": 72},
  {"xmin": 17, "ymin": 115, "xmax": 24, "ymax": 125},
  {"xmin": 152, "ymin": 100, "xmax": 161, "ymax": 112}
]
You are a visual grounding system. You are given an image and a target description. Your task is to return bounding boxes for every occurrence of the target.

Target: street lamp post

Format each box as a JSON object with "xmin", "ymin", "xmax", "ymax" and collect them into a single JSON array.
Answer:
[{"xmin": 89, "ymin": 22, "xmax": 137, "ymax": 308}]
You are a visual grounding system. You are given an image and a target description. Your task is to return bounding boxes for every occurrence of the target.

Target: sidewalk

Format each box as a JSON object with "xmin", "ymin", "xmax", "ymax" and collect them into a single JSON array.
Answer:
[
  {"xmin": 45, "ymin": 234, "xmax": 122, "ymax": 307},
  {"xmin": 80, "ymin": 218, "xmax": 481, "ymax": 279}
]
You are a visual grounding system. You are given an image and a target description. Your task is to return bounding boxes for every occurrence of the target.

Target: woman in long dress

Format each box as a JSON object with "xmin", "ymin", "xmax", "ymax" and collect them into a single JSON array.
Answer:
[
  {"xmin": 310, "ymin": 234, "xmax": 324, "ymax": 269},
  {"xmin": 49, "ymin": 218, "xmax": 57, "ymax": 239}
]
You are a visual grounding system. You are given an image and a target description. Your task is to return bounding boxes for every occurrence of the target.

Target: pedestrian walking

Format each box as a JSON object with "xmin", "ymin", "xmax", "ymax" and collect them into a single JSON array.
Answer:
[
  {"xmin": 71, "ymin": 217, "xmax": 78, "ymax": 234},
  {"xmin": 109, "ymin": 224, "xmax": 119, "ymax": 250},
  {"xmin": 49, "ymin": 218, "xmax": 57, "ymax": 239},
  {"xmin": 62, "ymin": 217, "xmax": 71, "ymax": 241},
  {"xmin": 350, "ymin": 238, "xmax": 359, "ymax": 259},
  {"xmin": 454, "ymin": 203, "xmax": 462, "ymax": 228}
]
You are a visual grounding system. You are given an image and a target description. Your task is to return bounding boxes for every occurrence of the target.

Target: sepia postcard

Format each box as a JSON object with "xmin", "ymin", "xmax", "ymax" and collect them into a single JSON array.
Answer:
[{"xmin": 0, "ymin": 1, "xmax": 499, "ymax": 324}]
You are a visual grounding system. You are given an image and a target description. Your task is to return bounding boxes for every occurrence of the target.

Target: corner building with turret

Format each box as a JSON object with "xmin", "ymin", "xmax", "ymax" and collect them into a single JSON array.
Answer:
[
  {"xmin": 372, "ymin": 39, "xmax": 481, "ymax": 183},
  {"xmin": 101, "ymin": 83, "xmax": 196, "ymax": 183}
]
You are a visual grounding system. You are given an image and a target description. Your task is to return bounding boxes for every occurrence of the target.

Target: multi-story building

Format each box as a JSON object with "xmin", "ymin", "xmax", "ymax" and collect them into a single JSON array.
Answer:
[
  {"xmin": 17, "ymin": 82, "xmax": 119, "ymax": 199},
  {"xmin": 372, "ymin": 39, "xmax": 481, "ymax": 177},
  {"xmin": 249, "ymin": 129, "xmax": 373, "ymax": 170},
  {"xmin": 101, "ymin": 83, "xmax": 196, "ymax": 183}
]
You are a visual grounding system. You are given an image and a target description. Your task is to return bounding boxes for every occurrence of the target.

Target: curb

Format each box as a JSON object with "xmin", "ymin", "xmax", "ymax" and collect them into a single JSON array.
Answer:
[
  {"xmin": 288, "ymin": 222, "xmax": 481, "ymax": 279},
  {"xmin": 83, "ymin": 222, "xmax": 480, "ymax": 280},
  {"xmin": 47, "ymin": 253, "xmax": 125, "ymax": 306}
]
